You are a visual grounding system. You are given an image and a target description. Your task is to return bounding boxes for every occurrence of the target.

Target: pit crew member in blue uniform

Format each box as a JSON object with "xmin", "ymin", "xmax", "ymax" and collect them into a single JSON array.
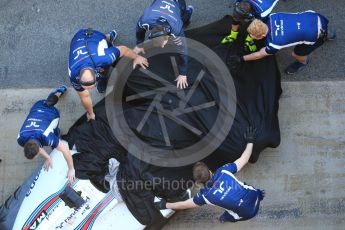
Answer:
[
  {"xmin": 237, "ymin": 11, "xmax": 336, "ymax": 74},
  {"xmin": 17, "ymin": 86, "xmax": 75, "ymax": 183},
  {"xmin": 68, "ymin": 29, "xmax": 149, "ymax": 120},
  {"xmin": 134, "ymin": 0, "xmax": 194, "ymax": 89},
  {"xmin": 154, "ymin": 127, "xmax": 265, "ymax": 223},
  {"xmin": 221, "ymin": 0, "xmax": 279, "ymax": 52}
]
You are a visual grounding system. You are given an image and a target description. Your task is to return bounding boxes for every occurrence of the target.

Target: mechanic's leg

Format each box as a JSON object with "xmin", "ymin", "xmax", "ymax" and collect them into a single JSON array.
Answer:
[
  {"xmin": 231, "ymin": 194, "xmax": 262, "ymax": 222},
  {"xmin": 221, "ymin": 22, "xmax": 240, "ymax": 44},
  {"xmin": 285, "ymin": 51, "xmax": 310, "ymax": 74},
  {"xmin": 285, "ymin": 16, "xmax": 331, "ymax": 76},
  {"xmin": 285, "ymin": 42, "xmax": 316, "ymax": 75},
  {"xmin": 219, "ymin": 210, "xmax": 241, "ymax": 223},
  {"xmin": 176, "ymin": 0, "xmax": 187, "ymax": 15},
  {"xmin": 318, "ymin": 14, "xmax": 336, "ymax": 41},
  {"xmin": 232, "ymin": 24, "xmax": 240, "ymax": 32},
  {"xmin": 285, "ymin": 43, "xmax": 313, "ymax": 75},
  {"xmin": 106, "ymin": 29, "xmax": 118, "ymax": 47},
  {"xmin": 54, "ymin": 126, "xmax": 61, "ymax": 138},
  {"xmin": 177, "ymin": 0, "xmax": 193, "ymax": 27},
  {"xmin": 97, "ymin": 67, "xmax": 111, "ymax": 94},
  {"xmin": 246, "ymin": 195, "xmax": 262, "ymax": 219},
  {"xmin": 292, "ymin": 52, "xmax": 308, "ymax": 64},
  {"xmin": 45, "ymin": 86, "xmax": 67, "ymax": 106}
]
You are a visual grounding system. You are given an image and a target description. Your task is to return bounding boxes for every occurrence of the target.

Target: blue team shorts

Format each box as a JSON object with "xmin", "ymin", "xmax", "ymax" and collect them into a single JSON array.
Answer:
[{"xmin": 294, "ymin": 14, "xmax": 329, "ymax": 56}]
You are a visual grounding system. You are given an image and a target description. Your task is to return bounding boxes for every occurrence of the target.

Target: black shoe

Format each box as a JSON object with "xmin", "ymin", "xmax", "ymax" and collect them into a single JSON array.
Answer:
[
  {"xmin": 285, "ymin": 60, "xmax": 309, "ymax": 75},
  {"xmin": 97, "ymin": 77, "xmax": 109, "ymax": 93}
]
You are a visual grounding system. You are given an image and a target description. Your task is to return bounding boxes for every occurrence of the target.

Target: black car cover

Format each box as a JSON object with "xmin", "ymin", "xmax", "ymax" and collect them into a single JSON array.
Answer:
[
  {"xmin": 62, "ymin": 16, "xmax": 282, "ymax": 226},
  {"xmin": 0, "ymin": 16, "xmax": 282, "ymax": 230}
]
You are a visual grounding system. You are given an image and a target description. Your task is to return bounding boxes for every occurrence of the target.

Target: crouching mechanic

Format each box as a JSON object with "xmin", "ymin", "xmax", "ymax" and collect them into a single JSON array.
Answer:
[
  {"xmin": 68, "ymin": 28, "xmax": 149, "ymax": 120},
  {"xmin": 17, "ymin": 86, "xmax": 75, "ymax": 183},
  {"xmin": 134, "ymin": 0, "xmax": 193, "ymax": 89},
  {"xmin": 233, "ymin": 11, "xmax": 336, "ymax": 74},
  {"xmin": 221, "ymin": 0, "xmax": 279, "ymax": 52},
  {"xmin": 154, "ymin": 127, "xmax": 265, "ymax": 222}
]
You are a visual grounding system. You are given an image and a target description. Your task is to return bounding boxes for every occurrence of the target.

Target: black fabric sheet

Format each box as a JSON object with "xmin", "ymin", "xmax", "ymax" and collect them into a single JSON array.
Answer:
[
  {"xmin": 62, "ymin": 16, "xmax": 282, "ymax": 226},
  {"xmin": 185, "ymin": 16, "xmax": 282, "ymax": 167}
]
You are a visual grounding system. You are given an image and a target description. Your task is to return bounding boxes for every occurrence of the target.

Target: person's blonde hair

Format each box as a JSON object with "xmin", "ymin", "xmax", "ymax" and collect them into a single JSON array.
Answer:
[{"xmin": 247, "ymin": 19, "xmax": 269, "ymax": 38}]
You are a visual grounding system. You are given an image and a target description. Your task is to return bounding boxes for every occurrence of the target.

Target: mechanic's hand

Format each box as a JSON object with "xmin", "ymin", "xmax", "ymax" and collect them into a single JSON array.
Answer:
[
  {"xmin": 43, "ymin": 157, "xmax": 53, "ymax": 171},
  {"xmin": 179, "ymin": 189, "xmax": 192, "ymax": 201},
  {"xmin": 133, "ymin": 46, "xmax": 145, "ymax": 55},
  {"xmin": 227, "ymin": 55, "xmax": 244, "ymax": 72},
  {"xmin": 244, "ymin": 126, "xmax": 257, "ymax": 143},
  {"xmin": 133, "ymin": 55, "xmax": 149, "ymax": 69},
  {"xmin": 175, "ymin": 75, "xmax": 188, "ymax": 89},
  {"xmin": 228, "ymin": 55, "xmax": 244, "ymax": 65},
  {"xmin": 67, "ymin": 168, "xmax": 76, "ymax": 183},
  {"xmin": 154, "ymin": 197, "xmax": 167, "ymax": 210},
  {"xmin": 86, "ymin": 112, "xmax": 96, "ymax": 121}
]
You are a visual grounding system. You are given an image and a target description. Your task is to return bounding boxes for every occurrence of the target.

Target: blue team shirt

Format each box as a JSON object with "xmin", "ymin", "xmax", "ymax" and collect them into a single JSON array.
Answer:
[
  {"xmin": 136, "ymin": 0, "xmax": 184, "ymax": 44},
  {"xmin": 248, "ymin": 0, "xmax": 279, "ymax": 19},
  {"xmin": 193, "ymin": 163, "xmax": 259, "ymax": 212},
  {"xmin": 68, "ymin": 29, "xmax": 121, "ymax": 91},
  {"xmin": 17, "ymin": 100, "xmax": 60, "ymax": 149},
  {"xmin": 136, "ymin": 0, "xmax": 188, "ymax": 75},
  {"xmin": 265, "ymin": 11, "xmax": 320, "ymax": 54}
]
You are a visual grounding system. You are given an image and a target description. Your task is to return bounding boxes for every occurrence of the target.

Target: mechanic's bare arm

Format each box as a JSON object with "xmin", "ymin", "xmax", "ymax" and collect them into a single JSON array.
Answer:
[
  {"xmin": 39, "ymin": 147, "xmax": 50, "ymax": 160},
  {"xmin": 243, "ymin": 47, "xmax": 271, "ymax": 61},
  {"xmin": 166, "ymin": 198, "xmax": 199, "ymax": 210},
  {"xmin": 234, "ymin": 143, "xmax": 254, "ymax": 172},
  {"xmin": 39, "ymin": 148, "xmax": 53, "ymax": 171},
  {"xmin": 78, "ymin": 90, "xmax": 95, "ymax": 120},
  {"xmin": 57, "ymin": 142, "xmax": 76, "ymax": 183},
  {"xmin": 117, "ymin": 46, "xmax": 149, "ymax": 69},
  {"xmin": 117, "ymin": 46, "xmax": 138, "ymax": 59},
  {"xmin": 133, "ymin": 46, "xmax": 145, "ymax": 55}
]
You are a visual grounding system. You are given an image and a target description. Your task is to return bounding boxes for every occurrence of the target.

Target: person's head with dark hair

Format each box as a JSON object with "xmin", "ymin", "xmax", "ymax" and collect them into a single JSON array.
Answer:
[
  {"xmin": 80, "ymin": 68, "xmax": 97, "ymax": 90},
  {"xmin": 148, "ymin": 26, "xmax": 170, "ymax": 48},
  {"xmin": 233, "ymin": 0, "xmax": 253, "ymax": 22},
  {"xmin": 24, "ymin": 140, "xmax": 40, "ymax": 159},
  {"xmin": 193, "ymin": 162, "xmax": 212, "ymax": 185}
]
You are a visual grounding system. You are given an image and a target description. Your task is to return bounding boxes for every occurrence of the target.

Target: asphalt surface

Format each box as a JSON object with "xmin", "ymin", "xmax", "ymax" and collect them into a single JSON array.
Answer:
[{"xmin": 0, "ymin": 0, "xmax": 344, "ymax": 90}]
